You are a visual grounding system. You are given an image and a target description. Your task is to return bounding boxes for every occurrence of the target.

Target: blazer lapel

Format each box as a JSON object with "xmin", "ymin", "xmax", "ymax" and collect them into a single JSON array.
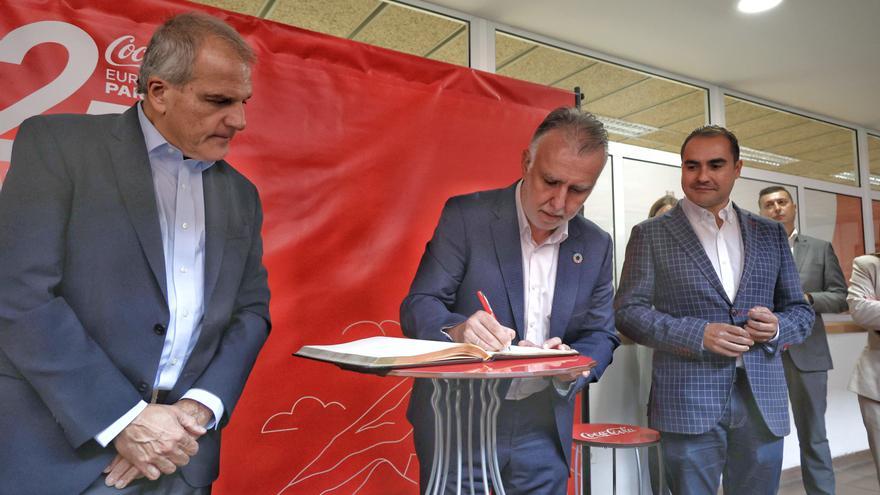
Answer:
[
  {"xmin": 202, "ymin": 164, "xmax": 228, "ymax": 308},
  {"xmin": 549, "ymin": 221, "xmax": 582, "ymax": 340},
  {"xmin": 735, "ymin": 204, "xmax": 759, "ymax": 296},
  {"xmin": 490, "ymin": 185, "xmax": 525, "ymax": 338},
  {"xmin": 108, "ymin": 106, "xmax": 167, "ymax": 300},
  {"xmin": 663, "ymin": 204, "xmax": 731, "ymax": 304}
]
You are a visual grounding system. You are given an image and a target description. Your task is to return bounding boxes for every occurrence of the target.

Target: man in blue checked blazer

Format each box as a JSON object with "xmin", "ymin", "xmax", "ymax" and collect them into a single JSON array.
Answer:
[
  {"xmin": 615, "ymin": 126, "xmax": 814, "ymax": 495},
  {"xmin": 402, "ymin": 108, "xmax": 619, "ymax": 494}
]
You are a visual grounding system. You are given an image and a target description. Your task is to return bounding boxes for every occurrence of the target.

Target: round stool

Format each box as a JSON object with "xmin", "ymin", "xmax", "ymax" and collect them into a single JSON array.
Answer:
[{"xmin": 572, "ymin": 423, "xmax": 662, "ymax": 495}]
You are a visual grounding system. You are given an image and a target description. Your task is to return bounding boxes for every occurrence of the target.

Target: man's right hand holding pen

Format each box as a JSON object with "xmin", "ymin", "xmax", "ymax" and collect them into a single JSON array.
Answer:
[{"xmin": 447, "ymin": 291, "xmax": 515, "ymax": 351}]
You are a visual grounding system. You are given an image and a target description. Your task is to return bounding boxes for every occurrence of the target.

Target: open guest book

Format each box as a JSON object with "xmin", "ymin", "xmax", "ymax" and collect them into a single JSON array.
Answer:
[{"xmin": 295, "ymin": 336, "xmax": 578, "ymax": 369}]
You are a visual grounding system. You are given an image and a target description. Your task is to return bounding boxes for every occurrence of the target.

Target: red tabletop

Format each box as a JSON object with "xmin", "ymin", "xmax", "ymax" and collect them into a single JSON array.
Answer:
[
  {"xmin": 385, "ymin": 355, "xmax": 596, "ymax": 379},
  {"xmin": 572, "ymin": 423, "xmax": 661, "ymax": 448}
]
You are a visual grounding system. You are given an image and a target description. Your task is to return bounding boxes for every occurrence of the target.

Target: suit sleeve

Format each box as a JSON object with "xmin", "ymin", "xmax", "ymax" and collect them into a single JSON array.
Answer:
[
  {"xmin": 770, "ymin": 222, "xmax": 815, "ymax": 350},
  {"xmin": 188, "ymin": 191, "xmax": 270, "ymax": 425},
  {"xmin": 614, "ymin": 223, "xmax": 708, "ymax": 358},
  {"xmin": 400, "ymin": 199, "xmax": 470, "ymax": 342},
  {"xmin": 0, "ymin": 117, "xmax": 142, "ymax": 448},
  {"xmin": 808, "ymin": 241, "xmax": 848, "ymax": 314},
  {"xmin": 849, "ymin": 257, "xmax": 880, "ymax": 331},
  {"xmin": 564, "ymin": 231, "xmax": 619, "ymax": 391}
]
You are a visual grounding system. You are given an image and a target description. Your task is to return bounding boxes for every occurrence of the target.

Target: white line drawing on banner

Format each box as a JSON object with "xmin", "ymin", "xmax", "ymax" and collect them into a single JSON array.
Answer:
[
  {"xmin": 340, "ymin": 319, "xmax": 399, "ymax": 336},
  {"xmin": 276, "ymin": 319, "xmax": 418, "ymax": 494},
  {"xmin": 0, "ymin": 21, "xmax": 98, "ymax": 162},
  {"xmin": 278, "ymin": 379, "xmax": 418, "ymax": 494},
  {"xmin": 262, "ymin": 396, "xmax": 347, "ymax": 434}
]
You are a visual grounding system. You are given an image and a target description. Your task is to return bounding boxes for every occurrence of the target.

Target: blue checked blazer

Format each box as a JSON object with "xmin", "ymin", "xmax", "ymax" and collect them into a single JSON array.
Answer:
[{"xmin": 614, "ymin": 202, "xmax": 814, "ymax": 436}]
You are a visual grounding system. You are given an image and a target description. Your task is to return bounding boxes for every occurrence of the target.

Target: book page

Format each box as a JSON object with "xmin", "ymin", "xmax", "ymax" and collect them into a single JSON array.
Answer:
[
  {"xmin": 490, "ymin": 345, "xmax": 578, "ymax": 359},
  {"xmin": 303, "ymin": 336, "xmax": 476, "ymax": 358}
]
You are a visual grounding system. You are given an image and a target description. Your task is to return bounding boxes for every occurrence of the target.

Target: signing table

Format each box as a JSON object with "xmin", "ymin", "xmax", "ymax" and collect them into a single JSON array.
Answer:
[{"xmin": 386, "ymin": 355, "xmax": 595, "ymax": 495}]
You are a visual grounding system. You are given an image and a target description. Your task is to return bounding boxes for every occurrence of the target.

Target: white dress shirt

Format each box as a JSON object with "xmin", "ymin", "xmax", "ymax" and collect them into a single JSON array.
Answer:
[
  {"xmin": 506, "ymin": 181, "xmax": 568, "ymax": 400},
  {"xmin": 94, "ymin": 105, "xmax": 224, "ymax": 446},
  {"xmin": 680, "ymin": 198, "xmax": 746, "ymax": 367}
]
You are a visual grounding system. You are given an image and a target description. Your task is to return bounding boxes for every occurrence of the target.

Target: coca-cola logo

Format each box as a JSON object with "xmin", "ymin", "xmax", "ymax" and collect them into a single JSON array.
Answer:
[
  {"xmin": 105, "ymin": 35, "xmax": 145, "ymax": 68},
  {"xmin": 579, "ymin": 426, "xmax": 636, "ymax": 440}
]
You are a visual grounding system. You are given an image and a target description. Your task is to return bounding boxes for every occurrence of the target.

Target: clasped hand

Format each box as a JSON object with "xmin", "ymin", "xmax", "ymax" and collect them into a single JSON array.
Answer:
[
  {"xmin": 103, "ymin": 399, "xmax": 212, "ymax": 489},
  {"xmin": 703, "ymin": 306, "xmax": 779, "ymax": 357}
]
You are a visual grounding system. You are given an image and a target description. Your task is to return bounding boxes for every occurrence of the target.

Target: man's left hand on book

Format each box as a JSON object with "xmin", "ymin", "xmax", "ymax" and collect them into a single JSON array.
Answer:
[
  {"xmin": 448, "ymin": 310, "xmax": 515, "ymax": 351},
  {"xmin": 520, "ymin": 337, "xmax": 590, "ymax": 383}
]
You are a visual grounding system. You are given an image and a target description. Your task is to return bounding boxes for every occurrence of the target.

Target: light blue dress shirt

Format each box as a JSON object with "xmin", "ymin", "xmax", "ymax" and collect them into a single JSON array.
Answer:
[{"xmin": 94, "ymin": 105, "xmax": 224, "ymax": 446}]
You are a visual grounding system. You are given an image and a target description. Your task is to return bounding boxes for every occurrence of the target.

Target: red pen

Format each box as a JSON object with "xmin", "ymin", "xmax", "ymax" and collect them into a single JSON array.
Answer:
[{"xmin": 477, "ymin": 290, "xmax": 494, "ymax": 317}]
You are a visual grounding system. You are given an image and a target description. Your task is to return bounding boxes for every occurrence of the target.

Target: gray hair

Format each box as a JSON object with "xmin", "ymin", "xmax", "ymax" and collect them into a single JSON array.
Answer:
[
  {"xmin": 137, "ymin": 12, "xmax": 255, "ymax": 94},
  {"xmin": 527, "ymin": 107, "xmax": 608, "ymax": 165}
]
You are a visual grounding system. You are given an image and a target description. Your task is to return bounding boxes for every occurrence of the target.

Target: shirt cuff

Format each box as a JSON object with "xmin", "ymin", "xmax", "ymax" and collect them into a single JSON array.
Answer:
[
  {"xmin": 182, "ymin": 389, "xmax": 224, "ymax": 429},
  {"xmin": 552, "ymin": 377, "xmax": 576, "ymax": 396},
  {"xmin": 95, "ymin": 400, "xmax": 148, "ymax": 447}
]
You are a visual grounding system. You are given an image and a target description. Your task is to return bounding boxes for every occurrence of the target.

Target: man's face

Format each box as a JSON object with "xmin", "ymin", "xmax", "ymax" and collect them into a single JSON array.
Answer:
[
  {"xmin": 759, "ymin": 190, "xmax": 797, "ymax": 231},
  {"xmin": 520, "ymin": 129, "xmax": 606, "ymax": 243},
  {"xmin": 680, "ymin": 135, "xmax": 742, "ymax": 215},
  {"xmin": 146, "ymin": 37, "xmax": 252, "ymax": 162}
]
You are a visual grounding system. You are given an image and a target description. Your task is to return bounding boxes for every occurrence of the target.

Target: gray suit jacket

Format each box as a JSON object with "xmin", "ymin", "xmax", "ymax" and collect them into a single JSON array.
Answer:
[
  {"xmin": 790, "ymin": 234, "xmax": 847, "ymax": 371},
  {"xmin": 0, "ymin": 106, "xmax": 270, "ymax": 495}
]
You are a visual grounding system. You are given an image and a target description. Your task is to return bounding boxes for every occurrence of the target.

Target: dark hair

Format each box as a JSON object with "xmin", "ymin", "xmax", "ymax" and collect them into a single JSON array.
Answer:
[
  {"xmin": 137, "ymin": 12, "xmax": 255, "ymax": 94},
  {"xmin": 649, "ymin": 194, "xmax": 678, "ymax": 218},
  {"xmin": 757, "ymin": 185, "xmax": 793, "ymax": 206},
  {"xmin": 527, "ymin": 107, "xmax": 608, "ymax": 162},
  {"xmin": 680, "ymin": 125, "xmax": 740, "ymax": 162}
]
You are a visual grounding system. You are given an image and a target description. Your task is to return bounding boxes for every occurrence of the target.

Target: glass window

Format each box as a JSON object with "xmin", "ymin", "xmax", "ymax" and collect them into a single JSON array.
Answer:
[
  {"xmin": 870, "ymin": 134, "xmax": 880, "ymax": 191},
  {"xmin": 803, "ymin": 189, "xmax": 864, "ymax": 282},
  {"xmin": 495, "ymin": 32, "xmax": 708, "ymax": 155},
  {"xmin": 191, "ymin": 0, "xmax": 470, "ymax": 67},
  {"xmin": 724, "ymin": 96, "xmax": 859, "ymax": 186}
]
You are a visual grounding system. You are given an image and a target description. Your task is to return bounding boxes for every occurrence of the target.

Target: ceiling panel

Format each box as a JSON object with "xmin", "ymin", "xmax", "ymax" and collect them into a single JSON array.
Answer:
[
  {"xmin": 497, "ymin": 45, "xmax": 591, "ymax": 86},
  {"xmin": 495, "ymin": 32, "xmax": 535, "ymax": 68},
  {"xmin": 554, "ymin": 61, "xmax": 644, "ymax": 103},
  {"xmin": 190, "ymin": 0, "xmax": 265, "ymax": 16},
  {"xmin": 624, "ymin": 91, "xmax": 705, "ymax": 128},
  {"xmin": 353, "ymin": 3, "xmax": 465, "ymax": 57},
  {"xmin": 266, "ymin": 0, "xmax": 382, "ymax": 38},
  {"xmin": 585, "ymin": 78, "xmax": 693, "ymax": 119},
  {"xmin": 427, "ymin": 30, "xmax": 468, "ymax": 67}
]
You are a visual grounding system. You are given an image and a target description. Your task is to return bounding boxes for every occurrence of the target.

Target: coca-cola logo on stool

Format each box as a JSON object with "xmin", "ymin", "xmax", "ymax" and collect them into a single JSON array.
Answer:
[
  {"xmin": 103, "ymin": 34, "xmax": 144, "ymax": 99},
  {"xmin": 579, "ymin": 426, "xmax": 637, "ymax": 440}
]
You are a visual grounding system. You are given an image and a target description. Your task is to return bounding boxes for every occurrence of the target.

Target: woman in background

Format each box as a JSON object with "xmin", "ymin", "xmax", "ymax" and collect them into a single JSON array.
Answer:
[{"xmin": 847, "ymin": 253, "xmax": 880, "ymax": 483}]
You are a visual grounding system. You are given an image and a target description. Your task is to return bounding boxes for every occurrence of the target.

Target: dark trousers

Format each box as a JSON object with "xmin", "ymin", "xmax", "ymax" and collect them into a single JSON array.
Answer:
[
  {"xmin": 415, "ymin": 386, "xmax": 568, "ymax": 495},
  {"xmin": 660, "ymin": 369, "xmax": 784, "ymax": 495},
  {"xmin": 783, "ymin": 352, "xmax": 836, "ymax": 495},
  {"xmin": 82, "ymin": 470, "xmax": 210, "ymax": 495}
]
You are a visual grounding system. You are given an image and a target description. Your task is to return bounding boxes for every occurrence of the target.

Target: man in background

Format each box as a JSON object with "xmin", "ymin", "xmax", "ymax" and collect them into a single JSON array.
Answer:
[
  {"xmin": 0, "ymin": 12, "xmax": 270, "ymax": 494},
  {"xmin": 401, "ymin": 107, "xmax": 619, "ymax": 494},
  {"xmin": 759, "ymin": 186, "xmax": 847, "ymax": 494},
  {"xmin": 615, "ymin": 126, "xmax": 814, "ymax": 494}
]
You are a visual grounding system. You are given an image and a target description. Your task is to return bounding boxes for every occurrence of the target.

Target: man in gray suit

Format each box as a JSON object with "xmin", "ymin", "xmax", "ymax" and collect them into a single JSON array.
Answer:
[
  {"xmin": 759, "ymin": 186, "xmax": 846, "ymax": 494},
  {"xmin": 0, "ymin": 13, "xmax": 270, "ymax": 494}
]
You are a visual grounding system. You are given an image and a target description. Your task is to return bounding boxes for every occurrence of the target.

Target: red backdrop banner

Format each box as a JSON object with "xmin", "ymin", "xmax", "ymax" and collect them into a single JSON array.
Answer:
[{"xmin": 0, "ymin": 1, "xmax": 572, "ymax": 493}]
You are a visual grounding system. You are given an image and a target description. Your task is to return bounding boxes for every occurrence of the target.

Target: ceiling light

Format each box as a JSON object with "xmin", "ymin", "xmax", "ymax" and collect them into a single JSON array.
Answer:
[
  {"xmin": 595, "ymin": 116, "xmax": 658, "ymax": 138},
  {"xmin": 832, "ymin": 171, "xmax": 880, "ymax": 186},
  {"xmin": 739, "ymin": 147, "xmax": 797, "ymax": 167},
  {"xmin": 737, "ymin": 0, "xmax": 783, "ymax": 14}
]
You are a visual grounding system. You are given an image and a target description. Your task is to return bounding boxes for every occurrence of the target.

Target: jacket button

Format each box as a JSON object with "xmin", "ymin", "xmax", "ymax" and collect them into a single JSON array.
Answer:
[
  {"xmin": 154, "ymin": 324, "xmax": 166, "ymax": 335},
  {"xmin": 138, "ymin": 382, "xmax": 148, "ymax": 393},
  {"xmin": 729, "ymin": 309, "xmax": 737, "ymax": 317}
]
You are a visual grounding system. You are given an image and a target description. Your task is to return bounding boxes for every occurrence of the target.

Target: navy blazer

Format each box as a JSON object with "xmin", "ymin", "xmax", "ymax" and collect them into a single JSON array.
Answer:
[
  {"xmin": 0, "ymin": 107, "xmax": 270, "ymax": 494},
  {"xmin": 401, "ymin": 183, "xmax": 619, "ymax": 466},
  {"xmin": 615, "ymin": 203, "xmax": 814, "ymax": 436}
]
